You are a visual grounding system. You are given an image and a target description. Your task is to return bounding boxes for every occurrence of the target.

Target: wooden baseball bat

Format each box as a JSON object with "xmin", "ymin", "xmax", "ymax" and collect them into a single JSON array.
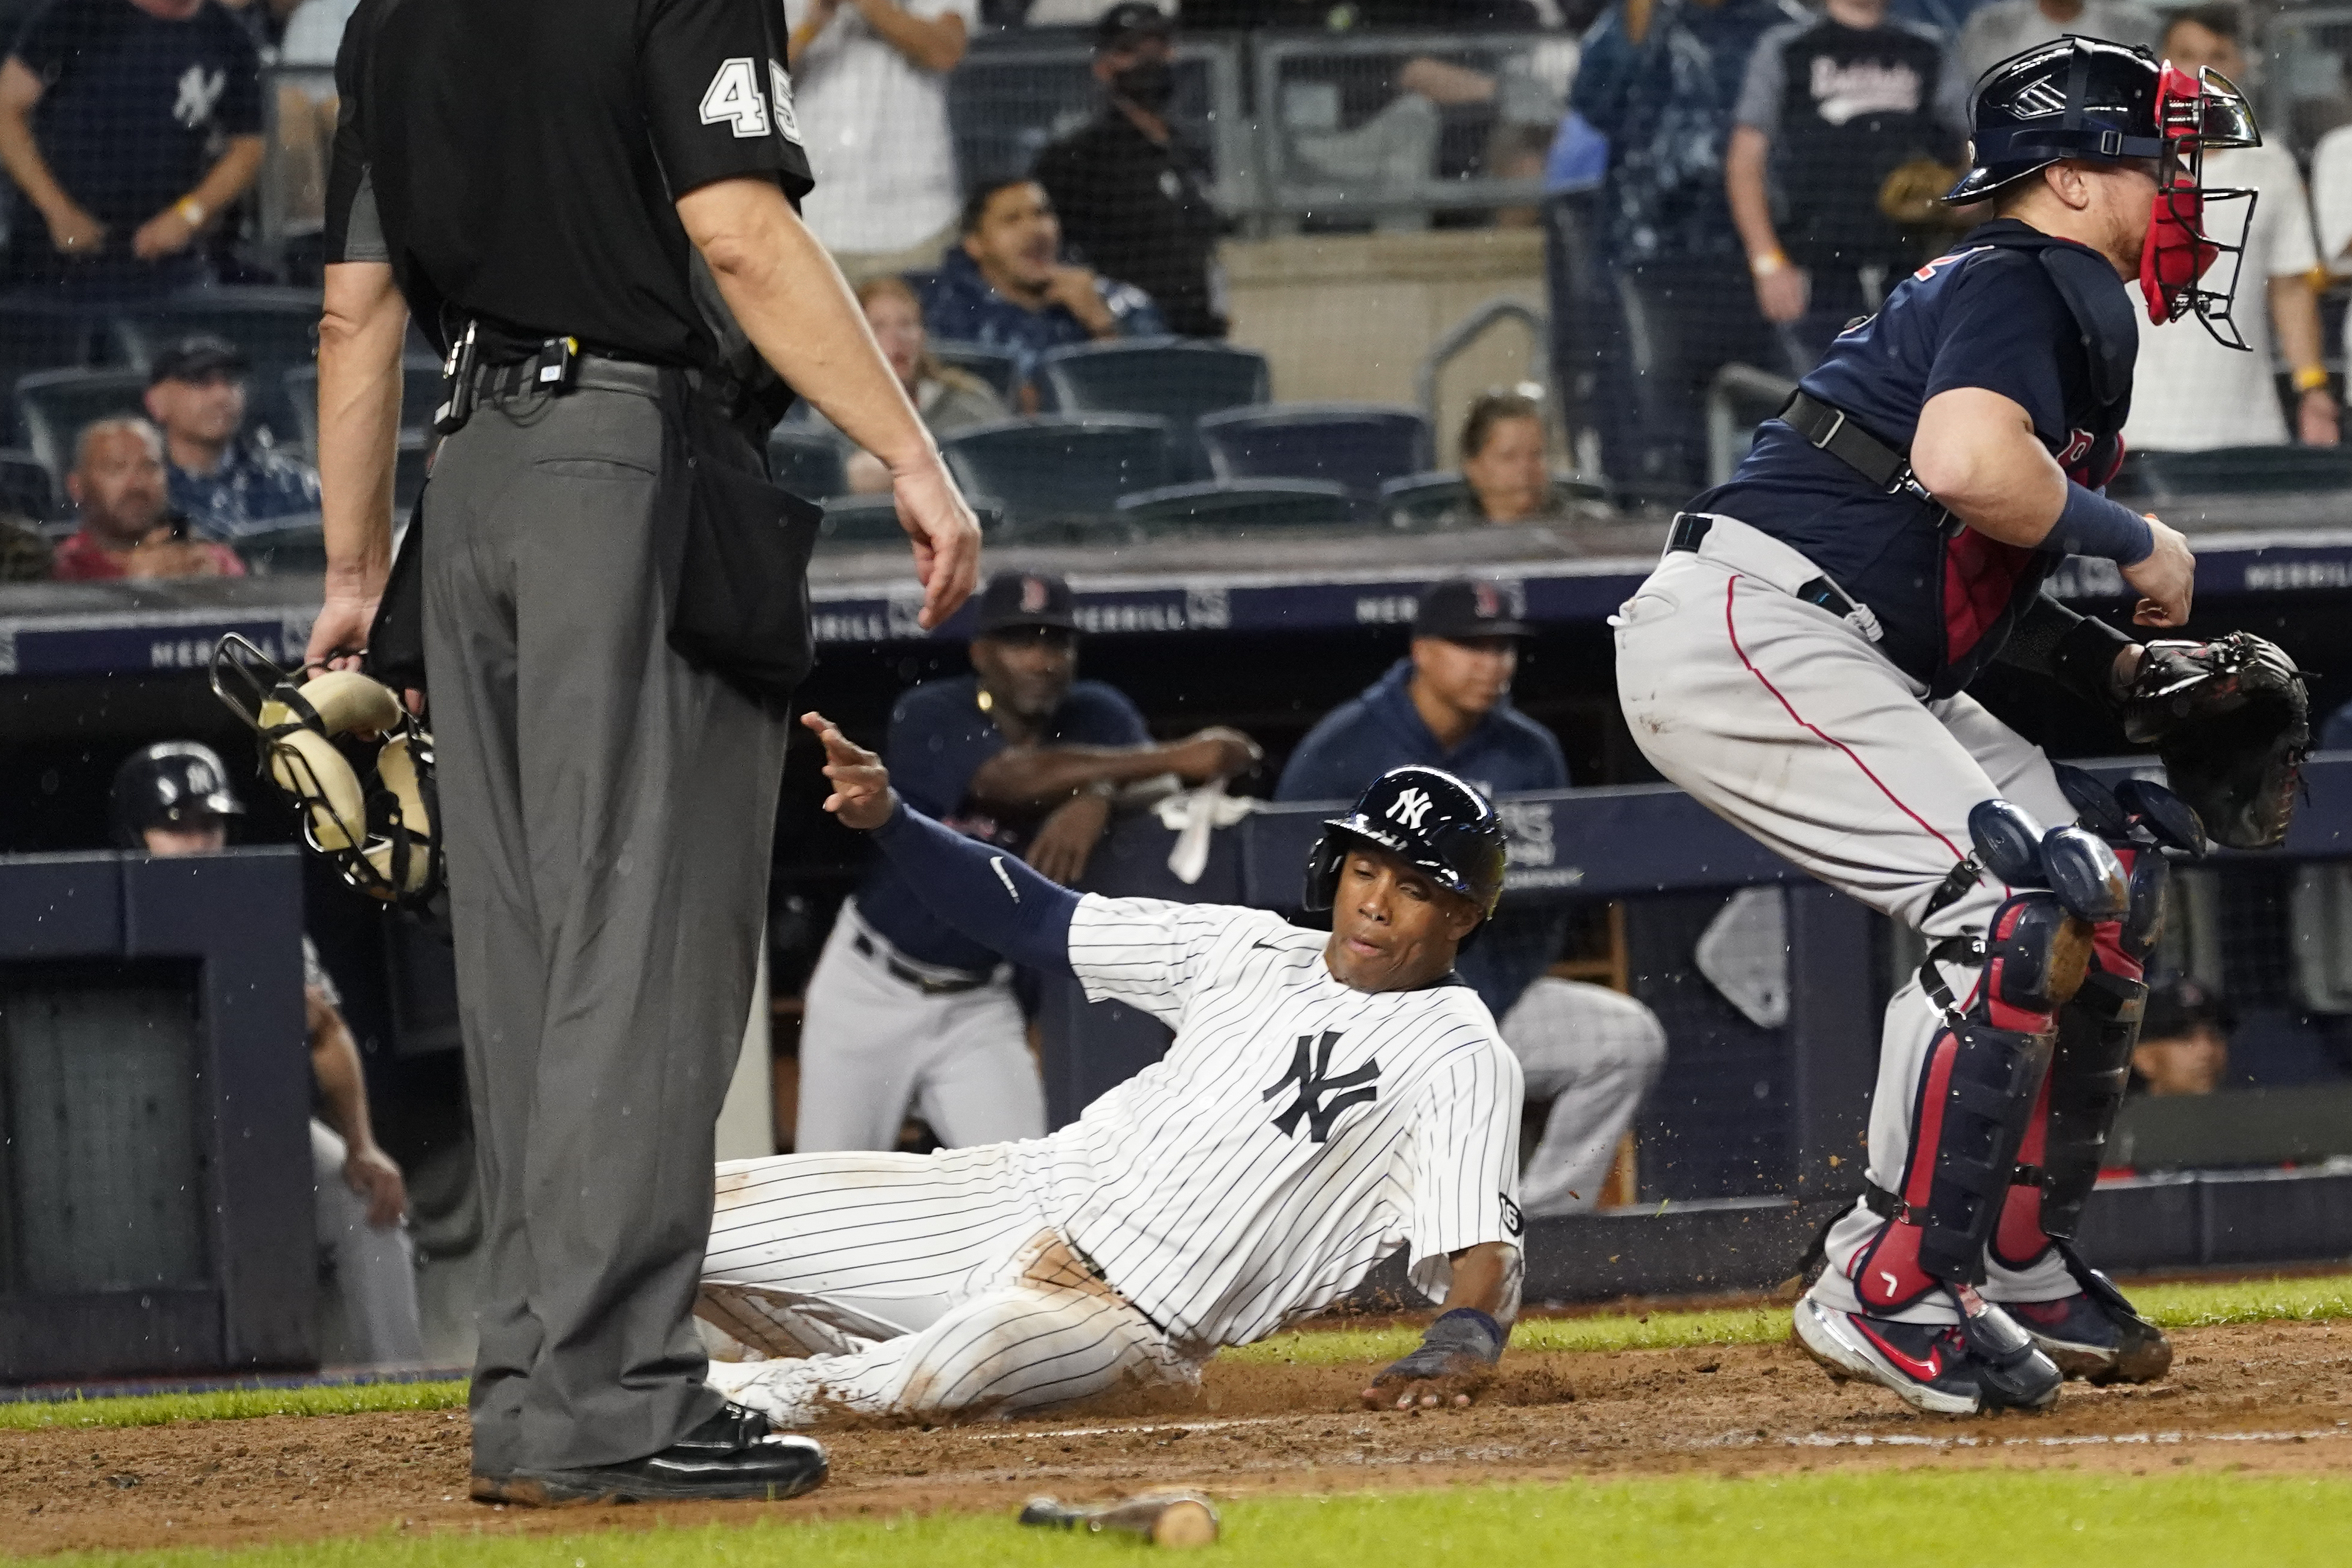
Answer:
[{"xmin": 1019, "ymin": 1492, "xmax": 1220, "ymax": 1547}]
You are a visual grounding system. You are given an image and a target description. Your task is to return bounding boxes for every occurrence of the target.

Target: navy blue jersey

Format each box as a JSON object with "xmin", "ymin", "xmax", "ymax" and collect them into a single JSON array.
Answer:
[
  {"xmin": 856, "ymin": 674, "xmax": 1150, "ymax": 970},
  {"xmin": 1694, "ymin": 219, "xmax": 2130, "ymax": 696}
]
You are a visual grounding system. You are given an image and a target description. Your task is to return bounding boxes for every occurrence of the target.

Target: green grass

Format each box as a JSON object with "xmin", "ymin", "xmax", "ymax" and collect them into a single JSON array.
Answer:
[
  {"xmin": 41, "ymin": 1474, "xmax": 2352, "ymax": 1568},
  {"xmin": 11, "ymin": 1270, "xmax": 2350, "ymax": 1431}
]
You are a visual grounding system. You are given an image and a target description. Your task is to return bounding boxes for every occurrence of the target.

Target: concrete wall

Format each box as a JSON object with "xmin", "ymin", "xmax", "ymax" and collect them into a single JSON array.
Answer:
[{"xmin": 1221, "ymin": 227, "xmax": 1549, "ymax": 466}]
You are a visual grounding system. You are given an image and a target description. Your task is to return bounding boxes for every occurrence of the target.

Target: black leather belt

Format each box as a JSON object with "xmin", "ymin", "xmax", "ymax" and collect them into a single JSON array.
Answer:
[
  {"xmin": 1666, "ymin": 511, "xmax": 1868, "ymax": 624},
  {"xmin": 471, "ymin": 350, "xmax": 663, "ymax": 402},
  {"xmin": 853, "ymin": 932, "xmax": 992, "ymax": 996},
  {"xmin": 1779, "ymin": 389, "xmax": 1940, "ymax": 506}
]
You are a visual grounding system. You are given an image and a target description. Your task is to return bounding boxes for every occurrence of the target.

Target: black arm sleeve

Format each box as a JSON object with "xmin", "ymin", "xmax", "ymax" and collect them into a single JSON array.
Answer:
[
  {"xmin": 869, "ymin": 798, "xmax": 1079, "ymax": 975},
  {"xmin": 1997, "ymin": 592, "xmax": 2134, "ymax": 707}
]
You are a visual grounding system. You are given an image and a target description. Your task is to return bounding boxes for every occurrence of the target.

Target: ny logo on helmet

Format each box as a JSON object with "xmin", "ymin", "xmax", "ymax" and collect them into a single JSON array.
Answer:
[{"xmin": 1386, "ymin": 787, "xmax": 1433, "ymax": 830}]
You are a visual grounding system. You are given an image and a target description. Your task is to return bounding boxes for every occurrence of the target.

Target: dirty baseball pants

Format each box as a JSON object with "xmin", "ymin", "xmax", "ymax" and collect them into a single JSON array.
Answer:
[
  {"xmin": 1613, "ymin": 515, "xmax": 2077, "ymax": 1322},
  {"xmin": 696, "ymin": 1146, "xmax": 1199, "ymax": 1425},
  {"xmin": 422, "ymin": 366, "xmax": 791, "ymax": 1474}
]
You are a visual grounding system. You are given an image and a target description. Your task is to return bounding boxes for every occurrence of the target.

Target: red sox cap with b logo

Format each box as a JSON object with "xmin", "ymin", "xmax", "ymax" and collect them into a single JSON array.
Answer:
[{"xmin": 975, "ymin": 569, "xmax": 1080, "ymax": 635}]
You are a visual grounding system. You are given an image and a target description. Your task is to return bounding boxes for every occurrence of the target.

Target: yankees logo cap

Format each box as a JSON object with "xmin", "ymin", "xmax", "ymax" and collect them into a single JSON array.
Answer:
[
  {"xmin": 1412, "ymin": 575, "xmax": 1533, "ymax": 641},
  {"xmin": 975, "ymin": 568, "xmax": 1079, "ymax": 635}
]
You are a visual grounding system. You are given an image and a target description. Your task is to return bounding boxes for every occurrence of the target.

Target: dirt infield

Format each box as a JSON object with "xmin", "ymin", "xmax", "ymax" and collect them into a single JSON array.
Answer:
[{"xmin": 5, "ymin": 1319, "xmax": 2348, "ymax": 1557}]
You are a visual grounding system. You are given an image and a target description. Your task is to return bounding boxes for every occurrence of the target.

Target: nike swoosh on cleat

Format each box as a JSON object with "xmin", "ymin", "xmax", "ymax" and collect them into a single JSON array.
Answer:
[{"xmin": 1853, "ymin": 1317, "xmax": 1943, "ymax": 1381}]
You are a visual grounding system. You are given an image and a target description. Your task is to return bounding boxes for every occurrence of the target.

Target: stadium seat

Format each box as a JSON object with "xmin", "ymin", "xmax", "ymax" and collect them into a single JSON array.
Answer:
[
  {"xmin": 2110, "ymin": 444, "xmax": 2352, "ymax": 502},
  {"xmin": 0, "ymin": 303, "xmax": 106, "ymax": 439},
  {"xmin": 115, "ymin": 287, "xmax": 324, "ymax": 447},
  {"xmin": 1378, "ymin": 470, "xmax": 1610, "ymax": 530},
  {"xmin": 768, "ymin": 427, "xmax": 850, "ymax": 502},
  {"xmin": 1038, "ymin": 339, "xmax": 1271, "ymax": 477},
  {"xmin": 1196, "ymin": 403, "xmax": 1433, "ymax": 499},
  {"xmin": 0, "ymin": 447, "xmax": 56, "ymax": 522},
  {"xmin": 929, "ymin": 339, "xmax": 1020, "ymax": 402},
  {"xmin": 1115, "ymin": 478, "xmax": 1354, "ymax": 531},
  {"xmin": 226, "ymin": 519, "xmax": 328, "ymax": 576},
  {"xmin": 816, "ymin": 493, "xmax": 911, "ymax": 546},
  {"xmin": 14, "ymin": 368, "xmax": 149, "ymax": 482},
  {"xmin": 282, "ymin": 357, "xmax": 445, "ymax": 452},
  {"xmin": 940, "ymin": 415, "xmax": 1171, "ymax": 531}
]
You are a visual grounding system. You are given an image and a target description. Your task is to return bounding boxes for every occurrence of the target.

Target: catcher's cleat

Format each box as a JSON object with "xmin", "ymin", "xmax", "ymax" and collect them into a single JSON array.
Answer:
[
  {"xmin": 1794, "ymin": 1291, "xmax": 2063, "ymax": 1417},
  {"xmin": 2007, "ymin": 1285, "xmax": 2174, "ymax": 1384},
  {"xmin": 500, "ymin": 1404, "xmax": 826, "ymax": 1507}
]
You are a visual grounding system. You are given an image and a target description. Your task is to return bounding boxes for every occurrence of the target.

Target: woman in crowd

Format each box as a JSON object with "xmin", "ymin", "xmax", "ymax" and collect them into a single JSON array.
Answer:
[
  {"xmin": 841, "ymin": 275, "xmax": 1008, "ymax": 493},
  {"xmin": 1455, "ymin": 389, "xmax": 1568, "ymax": 524}
]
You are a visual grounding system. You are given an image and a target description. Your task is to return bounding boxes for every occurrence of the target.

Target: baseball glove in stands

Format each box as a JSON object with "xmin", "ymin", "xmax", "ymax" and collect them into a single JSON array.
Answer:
[{"xmin": 2117, "ymin": 632, "xmax": 2309, "ymax": 850}]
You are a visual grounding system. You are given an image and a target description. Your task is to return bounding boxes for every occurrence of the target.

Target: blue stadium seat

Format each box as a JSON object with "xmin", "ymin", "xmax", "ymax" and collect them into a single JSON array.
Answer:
[
  {"xmin": 0, "ymin": 302, "xmax": 107, "ymax": 440},
  {"xmin": 1039, "ymin": 339, "xmax": 1271, "ymax": 479},
  {"xmin": 228, "ymin": 519, "xmax": 328, "ymax": 576},
  {"xmin": 0, "ymin": 447, "xmax": 56, "ymax": 522},
  {"xmin": 2110, "ymin": 444, "xmax": 2352, "ymax": 502},
  {"xmin": 13, "ymin": 368, "xmax": 149, "ymax": 483},
  {"xmin": 282, "ymin": 357, "xmax": 444, "ymax": 452},
  {"xmin": 767, "ymin": 427, "xmax": 850, "ymax": 502},
  {"xmin": 941, "ymin": 415, "xmax": 1171, "ymax": 531},
  {"xmin": 929, "ymin": 339, "xmax": 1020, "ymax": 402},
  {"xmin": 1115, "ymin": 478, "xmax": 1354, "ymax": 531},
  {"xmin": 115, "ymin": 287, "xmax": 322, "ymax": 447},
  {"xmin": 1196, "ymin": 403, "xmax": 1433, "ymax": 499}
]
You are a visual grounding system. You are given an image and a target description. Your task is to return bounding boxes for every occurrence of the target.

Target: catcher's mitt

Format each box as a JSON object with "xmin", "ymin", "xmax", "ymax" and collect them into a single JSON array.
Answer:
[{"xmin": 2118, "ymin": 632, "xmax": 2309, "ymax": 850}]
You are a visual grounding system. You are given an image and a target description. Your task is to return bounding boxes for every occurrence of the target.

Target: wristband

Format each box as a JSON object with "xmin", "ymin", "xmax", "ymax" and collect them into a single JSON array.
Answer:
[
  {"xmin": 2048, "ymin": 482, "xmax": 2154, "ymax": 566},
  {"xmin": 1749, "ymin": 249, "xmax": 1788, "ymax": 279},
  {"xmin": 175, "ymin": 196, "xmax": 207, "ymax": 226},
  {"xmin": 2294, "ymin": 365, "xmax": 2331, "ymax": 394}
]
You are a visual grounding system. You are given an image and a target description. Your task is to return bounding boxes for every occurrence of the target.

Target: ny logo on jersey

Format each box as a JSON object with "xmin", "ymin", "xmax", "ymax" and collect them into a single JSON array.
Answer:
[
  {"xmin": 1386, "ymin": 787, "xmax": 1432, "ymax": 831},
  {"xmin": 172, "ymin": 65, "xmax": 225, "ymax": 129},
  {"xmin": 1262, "ymin": 1029, "xmax": 1379, "ymax": 1143}
]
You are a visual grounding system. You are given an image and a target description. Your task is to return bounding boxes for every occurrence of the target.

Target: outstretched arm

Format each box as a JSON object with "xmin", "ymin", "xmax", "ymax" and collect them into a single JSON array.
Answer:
[
  {"xmin": 807, "ymin": 712, "xmax": 1078, "ymax": 973},
  {"xmin": 1362, "ymin": 1241, "xmax": 1523, "ymax": 1410}
]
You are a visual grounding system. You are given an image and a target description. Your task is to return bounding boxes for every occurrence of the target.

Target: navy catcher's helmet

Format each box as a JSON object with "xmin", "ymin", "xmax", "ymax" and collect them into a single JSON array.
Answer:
[
  {"xmin": 111, "ymin": 740, "xmax": 245, "ymax": 848},
  {"xmin": 1301, "ymin": 766, "xmax": 1507, "ymax": 921}
]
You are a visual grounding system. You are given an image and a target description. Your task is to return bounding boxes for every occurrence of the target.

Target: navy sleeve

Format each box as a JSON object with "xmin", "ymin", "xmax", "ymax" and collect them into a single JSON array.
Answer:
[
  {"xmin": 214, "ymin": 20, "xmax": 263, "ymax": 137},
  {"xmin": 884, "ymin": 685, "xmax": 1001, "ymax": 820},
  {"xmin": 1056, "ymin": 683, "xmax": 1151, "ymax": 747},
  {"xmin": 11, "ymin": 0, "xmax": 82, "ymax": 78},
  {"xmin": 870, "ymin": 801, "xmax": 1078, "ymax": 974},
  {"xmin": 1921, "ymin": 259, "xmax": 2072, "ymax": 438},
  {"xmin": 1274, "ymin": 711, "xmax": 1370, "ymax": 802}
]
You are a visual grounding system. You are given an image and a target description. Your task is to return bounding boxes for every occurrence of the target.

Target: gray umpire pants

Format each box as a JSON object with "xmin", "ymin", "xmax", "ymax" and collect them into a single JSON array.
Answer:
[{"xmin": 421, "ymin": 366, "xmax": 790, "ymax": 1476}]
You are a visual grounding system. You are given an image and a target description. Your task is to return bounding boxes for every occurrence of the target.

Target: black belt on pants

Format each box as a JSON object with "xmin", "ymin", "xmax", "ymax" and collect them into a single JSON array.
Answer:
[
  {"xmin": 1666, "ymin": 511, "xmax": 1867, "ymax": 624},
  {"xmin": 852, "ymin": 932, "xmax": 993, "ymax": 996},
  {"xmin": 470, "ymin": 351, "xmax": 664, "ymax": 402}
]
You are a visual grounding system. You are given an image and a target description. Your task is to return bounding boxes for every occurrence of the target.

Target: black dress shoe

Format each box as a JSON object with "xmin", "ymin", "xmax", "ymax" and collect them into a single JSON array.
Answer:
[{"xmin": 501, "ymin": 1403, "xmax": 827, "ymax": 1506}]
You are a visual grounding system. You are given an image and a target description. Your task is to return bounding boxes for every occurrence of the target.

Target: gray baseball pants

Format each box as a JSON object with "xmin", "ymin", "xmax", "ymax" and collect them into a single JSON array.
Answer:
[{"xmin": 421, "ymin": 367, "xmax": 791, "ymax": 1475}]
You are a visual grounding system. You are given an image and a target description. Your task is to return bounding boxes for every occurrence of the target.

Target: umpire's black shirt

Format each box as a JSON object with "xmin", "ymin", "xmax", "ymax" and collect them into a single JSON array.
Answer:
[{"xmin": 323, "ymin": 0, "xmax": 813, "ymax": 366}]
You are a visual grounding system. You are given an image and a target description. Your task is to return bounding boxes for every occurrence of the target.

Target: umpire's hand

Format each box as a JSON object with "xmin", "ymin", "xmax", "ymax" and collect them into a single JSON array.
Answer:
[
  {"xmin": 805, "ymin": 711, "xmax": 896, "ymax": 831},
  {"xmin": 889, "ymin": 458, "xmax": 984, "ymax": 632}
]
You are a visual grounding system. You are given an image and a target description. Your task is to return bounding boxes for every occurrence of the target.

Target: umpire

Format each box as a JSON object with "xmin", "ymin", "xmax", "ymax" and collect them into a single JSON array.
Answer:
[{"xmin": 306, "ymin": 0, "xmax": 981, "ymax": 1508}]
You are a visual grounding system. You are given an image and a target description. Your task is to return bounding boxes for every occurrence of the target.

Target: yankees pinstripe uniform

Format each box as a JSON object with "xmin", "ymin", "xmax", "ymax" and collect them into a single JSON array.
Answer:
[{"xmin": 699, "ymin": 893, "xmax": 1524, "ymax": 1424}]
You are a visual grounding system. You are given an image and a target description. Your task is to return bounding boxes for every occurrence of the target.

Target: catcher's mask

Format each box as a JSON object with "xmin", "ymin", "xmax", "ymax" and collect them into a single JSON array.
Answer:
[
  {"xmin": 1946, "ymin": 37, "xmax": 2260, "ymax": 347},
  {"xmin": 210, "ymin": 633, "xmax": 442, "ymax": 910}
]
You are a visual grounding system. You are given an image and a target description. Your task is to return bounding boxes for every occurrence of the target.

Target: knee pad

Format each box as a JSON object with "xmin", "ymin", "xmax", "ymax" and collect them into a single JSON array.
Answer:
[
  {"xmin": 1929, "ymin": 799, "xmax": 2129, "ymax": 926},
  {"xmin": 1855, "ymin": 1014, "xmax": 2054, "ymax": 1305},
  {"xmin": 1983, "ymin": 890, "xmax": 2097, "ymax": 1022},
  {"xmin": 2032, "ymin": 968, "xmax": 2147, "ymax": 1241}
]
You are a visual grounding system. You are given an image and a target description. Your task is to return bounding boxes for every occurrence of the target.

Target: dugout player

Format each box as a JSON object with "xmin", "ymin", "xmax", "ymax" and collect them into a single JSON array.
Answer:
[
  {"xmin": 695, "ymin": 717, "xmax": 1528, "ymax": 1426},
  {"xmin": 796, "ymin": 568, "xmax": 1258, "ymax": 1153},
  {"xmin": 309, "ymin": 0, "xmax": 981, "ymax": 1506},
  {"xmin": 1616, "ymin": 39, "xmax": 2275, "ymax": 1415}
]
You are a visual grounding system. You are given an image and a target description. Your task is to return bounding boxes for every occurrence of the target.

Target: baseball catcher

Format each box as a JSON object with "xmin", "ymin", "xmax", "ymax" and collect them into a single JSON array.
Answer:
[
  {"xmin": 693, "ymin": 716, "xmax": 1527, "ymax": 1426},
  {"xmin": 1616, "ymin": 36, "xmax": 2307, "ymax": 1415}
]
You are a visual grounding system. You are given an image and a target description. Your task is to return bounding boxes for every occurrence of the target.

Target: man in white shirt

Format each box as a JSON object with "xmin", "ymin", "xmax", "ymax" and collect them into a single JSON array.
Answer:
[
  {"xmin": 786, "ymin": 0, "xmax": 975, "ymax": 280},
  {"xmin": 1953, "ymin": 0, "xmax": 2158, "ymax": 90},
  {"xmin": 2309, "ymin": 95, "xmax": 2352, "ymax": 374},
  {"xmin": 2124, "ymin": 7, "xmax": 2339, "ymax": 452}
]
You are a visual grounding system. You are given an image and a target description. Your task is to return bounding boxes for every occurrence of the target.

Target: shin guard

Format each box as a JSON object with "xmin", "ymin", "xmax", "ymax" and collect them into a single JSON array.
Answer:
[{"xmin": 2036, "ymin": 965, "xmax": 2147, "ymax": 1240}]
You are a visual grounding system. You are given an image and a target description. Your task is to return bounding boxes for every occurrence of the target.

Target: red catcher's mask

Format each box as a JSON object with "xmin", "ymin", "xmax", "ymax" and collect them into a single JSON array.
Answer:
[{"xmin": 2138, "ymin": 63, "xmax": 2261, "ymax": 345}]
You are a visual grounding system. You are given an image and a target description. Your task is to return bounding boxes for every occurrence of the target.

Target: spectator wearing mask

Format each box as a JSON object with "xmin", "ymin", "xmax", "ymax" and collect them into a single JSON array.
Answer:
[
  {"xmin": 109, "ymin": 741, "xmax": 426, "ymax": 1365},
  {"xmin": 921, "ymin": 177, "xmax": 1165, "ymax": 402},
  {"xmin": 786, "ymin": 0, "xmax": 975, "ymax": 282},
  {"xmin": 0, "ymin": 0, "xmax": 264, "ymax": 299},
  {"xmin": 50, "ymin": 417, "xmax": 245, "ymax": 580},
  {"xmin": 1277, "ymin": 576, "xmax": 1665, "ymax": 1215},
  {"xmin": 1572, "ymin": 0, "xmax": 1802, "ymax": 491},
  {"xmin": 838, "ymin": 275, "xmax": 1010, "ymax": 494},
  {"xmin": 2126, "ymin": 7, "xmax": 2339, "ymax": 452},
  {"xmin": 141, "ymin": 334, "xmax": 324, "ymax": 535},
  {"xmin": 1953, "ymin": 0, "xmax": 2158, "ymax": 92},
  {"xmin": 2129, "ymin": 976, "xmax": 2232, "ymax": 1096},
  {"xmin": 1032, "ymin": 3, "xmax": 1226, "ymax": 339},
  {"xmin": 1726, "ymin": 0, "xmax": 1967, "ymax": 374}
]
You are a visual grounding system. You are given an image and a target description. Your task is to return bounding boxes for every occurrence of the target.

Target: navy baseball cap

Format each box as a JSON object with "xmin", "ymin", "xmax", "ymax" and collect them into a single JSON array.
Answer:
[
  {"xmin": 1095, "ymin": 1, "xmax": 1173, "ymax": 47},
  {"xmin": 975, "ymin": 569, "xmax": 1078, "ymax": 635},
  {"xmin": 148, "ymin": 334, "xmax": 249, "ymax": 386},
  {"xmin": 1414, "ymin": 577, "xmax": 1532, "ymax": 641},
  {"xmin": 2141, "ymin": 976, "xmax": 2235, "ymax": 1040}
]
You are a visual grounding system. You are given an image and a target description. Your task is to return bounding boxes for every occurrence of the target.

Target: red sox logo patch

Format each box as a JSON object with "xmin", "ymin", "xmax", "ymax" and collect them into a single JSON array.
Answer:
[{"xmin": 1021, "ymin": 576, "xmax": 1050, "ymax": 613}]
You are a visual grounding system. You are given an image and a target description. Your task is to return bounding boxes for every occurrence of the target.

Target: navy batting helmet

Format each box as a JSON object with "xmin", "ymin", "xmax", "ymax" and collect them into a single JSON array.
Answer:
[
  {"xmin": 111, "ymin": 740, "xmax": 244, "ymax": 848},
  {"xmin": 1301, "ymin": 766, "xmax": 1507, "ymax": 921}
]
